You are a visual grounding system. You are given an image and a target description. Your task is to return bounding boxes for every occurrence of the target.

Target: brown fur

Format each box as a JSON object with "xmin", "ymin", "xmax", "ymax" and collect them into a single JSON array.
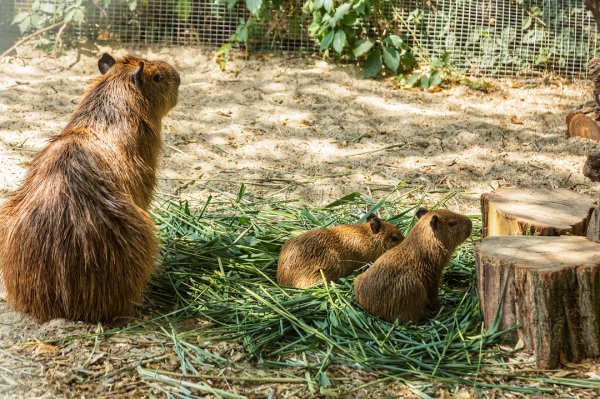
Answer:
[
  {"xmin": 277, "ymin": 215, "xmax": 404, "ymax": 288},
  {"xmin": 567, "ymin": 113, "xmax": 600, "ymax": 141},
  {"xmin": 354, "ymin": 209, "xmax": 472, "ymax": 323},
  {"xmin": 0, "ymin": 53, "xmax": 180, "ymax": 322}
]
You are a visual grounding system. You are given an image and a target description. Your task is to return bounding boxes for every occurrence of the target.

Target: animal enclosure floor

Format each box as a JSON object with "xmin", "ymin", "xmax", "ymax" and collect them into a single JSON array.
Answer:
[{"xmin": 1, "ymin": 45, "xmax": 600, "ymax": 397}]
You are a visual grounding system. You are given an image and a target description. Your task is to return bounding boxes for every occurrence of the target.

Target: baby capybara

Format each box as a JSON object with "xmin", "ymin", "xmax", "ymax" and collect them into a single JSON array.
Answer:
[
  {"xmin": 354, "ymin": 208, "xmax": 472, "ymax": 323},
  {"xmin": 0, "ymin": 53, "xmax": 180, "ymax": 322},
  {"xmin": 277, "ymin": 214, "xmax": 404, "ymax": 288}
]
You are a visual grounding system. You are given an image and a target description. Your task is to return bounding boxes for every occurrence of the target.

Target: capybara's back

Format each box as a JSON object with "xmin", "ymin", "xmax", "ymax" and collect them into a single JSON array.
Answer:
[
  {"xmin": 277, "ymin": 215, "xmax": 404, "ymax": 288},
  {"xmin": 0, "ymin": 53, "xmax": 180, "ymax": 322}
]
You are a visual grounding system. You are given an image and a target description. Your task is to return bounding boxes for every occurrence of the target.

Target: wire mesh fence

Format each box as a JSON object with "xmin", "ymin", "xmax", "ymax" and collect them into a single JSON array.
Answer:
[
  {"xmin": 5, "ymin": 0, "xmax": 599, "ymax": 78},
  {"xmin": 86, "ymin": 0, "xmax": 313, "ymax": 51},
  {"xmin": 393, "ymin": 0, "xmax": 598, "ymax": 77}
]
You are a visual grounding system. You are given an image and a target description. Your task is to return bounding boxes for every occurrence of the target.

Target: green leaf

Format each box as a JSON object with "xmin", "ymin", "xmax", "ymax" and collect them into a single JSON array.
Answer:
[
  {"xmin": 314, "ymin": 0, "xmax": 324, "ymax": 9},
  {"xmin": 236, "ymin": 24, "xmax": 249, "ymax": 42},
  {"xmin": 329, "ymin": 3, "xmax": 351, "ymax": 27},
  {"xmin": 39, "ymin": 3, "xmax": 56, "ymax": 14},
  {"xmin": 384, "ymin": 34, "xmax": 404, "ymax": 48},
  {"xmin": 383, "ymin": 46, "xmax": 400, "ymax": 73},
  {"xmin": 405, "ymin": 72, "xmax": 420, "ymax": 88},
  {"xmin": 323, "ymin": 0, "xmax": 333, "ymax": 12},
  {"xmin": 236, "ymin": 183, "xmax": 246, "ymax": 202},
  {"xmin": 17, "ymin": 16, "xmax": 31, "ymax": 33},
  {"xmin": 430, "ymin": 58, "xmax": 444, "ymax": 68},
  {"xmin": 308, "ymin": 20, "xmax": 320, "ymax": 36},
  {"xmin": 246, "ymin": 0, "xmax": 262, "ymax": 14},
  {"xmin": 177, "ymin": 0, "xmax": 192, "ymax": 20},
  {"xmin": 12, "ymin": 12, "xmax": 29, "ymax": 25},
  {"xmin": 227, "ymin": 0, "xmax": 238, "ymax": 10},
  {"xmin": 325, "ymin": 192, "xmax": 361, "ymax": 208},
  {"xmin": 420, "ymin": 75, "xmax": 430, "ymax": 90},
  {"xmin": 30, "ymin": 13, "xmax": 43, "ymax": 28},
  {"xmin": 364, "ymin": 48, "xmax": 382, "ymax": 79},
  {"xmin": 333, "ymin": 29, "xmax": 346, "ymax": 54},
  {"xmin": 522, "ymin": 16, "xmax": 532, "ymax": 30},
  {"xmin": 63, "ymin": 7, "xmax": 77, "ymax": 24},
  {"xmin": 73, "ymin": 8, "xmax": 85, "ymax": 24},
  {"xmin": 128, "ymin": 0, "xmax": 137, "ymax": 11},
  {"xmin": 320, "ymin": 30, "xmax": 334, "ymax": 51},
  {"xmin": 442, "ymin": 51, "xmax": 451, "ymax": 65},
  {"xmin": 317, "ymin": 371, "xmax": 331, "ymax": 387},
  {"xmin": 429, "ymin": 69, "xmax": 443, "ymax": 88},
  {"xmin": 401, "ymin": 51, "xmax": 416, "ymax": 68},
  {"xmin": 342, "ymin": 14, "xmax": 356, "ymax": 26},
  {"xmin": 352, "ymin": 39, "xmax": 374, "ymax": 57}
]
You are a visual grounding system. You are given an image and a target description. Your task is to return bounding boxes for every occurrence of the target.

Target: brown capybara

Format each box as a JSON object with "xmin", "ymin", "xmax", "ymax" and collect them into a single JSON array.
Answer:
[
  {"xmin": 566, "ymin": 113, "xmax": 600, "ymax": 141},
  {"xmin": 0, "ymin": 53, "xmax": 180, "ymax": 322},
  {"xmin": 277, "ymin": 214, "xmax": 404, "ymax": 289},
  {"xmin": 354, "ymin": 208, "xmax": 472, "ymax": 323}
]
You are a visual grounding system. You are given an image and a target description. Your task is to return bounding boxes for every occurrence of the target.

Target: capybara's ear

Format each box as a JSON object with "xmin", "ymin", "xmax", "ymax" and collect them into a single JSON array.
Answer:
[
  {"xmin": 368, "ymin": 215, "xmax": 382, "ymax": 234},
  {"xmin": 132, "ymin": 61, "xmax": 145, "ymax": 87},
  {"xmin": 416, "ymin": 207, "xmax": 428, "ymax": 219},
  {"xmin": 98, "ymin": 53, "xmax": 116, "ymax": 75},
  {"xmin": 430, "ymin": 214, "xmax": 439, "ymax": 230}
]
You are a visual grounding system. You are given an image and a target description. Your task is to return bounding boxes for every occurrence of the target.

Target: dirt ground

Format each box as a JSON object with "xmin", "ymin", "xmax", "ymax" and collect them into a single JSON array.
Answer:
[{"xmin": 2, "ymin": 44, "xmax": 600, "ymax": 397}]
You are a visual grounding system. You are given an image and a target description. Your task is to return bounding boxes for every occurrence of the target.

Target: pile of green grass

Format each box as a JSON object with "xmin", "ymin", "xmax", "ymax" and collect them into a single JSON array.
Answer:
[{"xmin": 144, "ymin": 185, "xmax": 600, "ymax": 395}]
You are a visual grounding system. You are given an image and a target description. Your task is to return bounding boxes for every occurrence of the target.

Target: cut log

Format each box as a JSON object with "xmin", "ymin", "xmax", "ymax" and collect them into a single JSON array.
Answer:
[
  {"xmin": 476, "ymin": 235, "xmax": 600, "ymax": 369},
  {"xmin": 567, "ymin": 113, "xmax": 600, "ymax": 141},
  {"xmin": 587, "ymin": 206, "xmax": 600, "ymax": 243},
  {"xmin": 480, "ymin": 188, "xmax": 595, "ymax": 238},
  {"xmin": 583, "ymin": 152, "xmax": 600, "ymax": 182}
]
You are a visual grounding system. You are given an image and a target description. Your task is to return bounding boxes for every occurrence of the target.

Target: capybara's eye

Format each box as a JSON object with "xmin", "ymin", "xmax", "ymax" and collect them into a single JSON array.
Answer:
[
  {"xmin": 391, "ymin": 235, "xmax": 400, "ymax": 242},
  {"xmin": 448, "ymin": 219, "xmax": 457, "ymax": 227},
  {"xmin": 153, "ymin": 74, "xmax": 163, "ymax": 83}
]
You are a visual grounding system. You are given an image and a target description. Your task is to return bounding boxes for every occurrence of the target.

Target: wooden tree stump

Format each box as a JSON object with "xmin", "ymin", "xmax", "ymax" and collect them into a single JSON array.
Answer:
[
  {"xmin": 481, "ymin": 188, "xmax": 595, "ymax": 238},
  {"xmin": 587, "ymin": 206, "xmax": 600, "ymax": 243},
  {"xmin": 477, "ymin": 235, "xmax": 600, "ymax": 369}
]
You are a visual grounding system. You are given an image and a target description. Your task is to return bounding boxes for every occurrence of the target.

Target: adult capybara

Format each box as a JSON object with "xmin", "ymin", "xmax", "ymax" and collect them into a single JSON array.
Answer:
[
  {"xmin": 0, "ymin": 53, "xmax": 180, "ymax": 322},
  {"xmin": 277, "ymin": 214, "xmax": 404, "ymax": 288},
  {"xmin": 354, "ymin": 208, "xmax": 472, "ymax": 323}
]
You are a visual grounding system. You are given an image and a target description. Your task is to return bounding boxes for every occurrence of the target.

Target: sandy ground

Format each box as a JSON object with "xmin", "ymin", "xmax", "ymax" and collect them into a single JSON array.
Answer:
[{"xmin": 1, "ymin": 44, "xmax": 600, "ymax": 397}]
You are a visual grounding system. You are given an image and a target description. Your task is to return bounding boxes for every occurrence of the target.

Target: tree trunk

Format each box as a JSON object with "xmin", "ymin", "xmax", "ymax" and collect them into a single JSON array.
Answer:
[
  {"xmin": 585, "ymin": 0, "xmax": 600, "ymax": 32},
  {"xmin": 480, "ymin": 188, "xmax": 595, "ymax": 238},
  {"xmin": 476, "ymin": 235, "xmax": 600, "ymax": 369}
]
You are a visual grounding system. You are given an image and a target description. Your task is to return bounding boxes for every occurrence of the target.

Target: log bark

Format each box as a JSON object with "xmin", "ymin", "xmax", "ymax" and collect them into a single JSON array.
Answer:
[
  {"xmin": 480, "ymin": 188, "xmax": 595, "ymax": 238},
  {"xmin": 477, "ymin": 235, "xmax": 600, "ymax": 369},
  {"xmin": 585, "ymin": 0, "xmax": 600, "ymax": 32},
  {"xmin": 587, "ymin": 206, "xmax": 600, "ymax": 243},
  {"xmin": 583, "ymin": 152, "xmax": 600, "ymax": 182}
]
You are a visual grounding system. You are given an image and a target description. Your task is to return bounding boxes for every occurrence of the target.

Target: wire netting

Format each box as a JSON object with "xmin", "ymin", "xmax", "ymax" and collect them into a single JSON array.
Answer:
[
  {"xmin": 86, "ymin": 0, "xmax": 312, "ymax": 51},
  {"xmin": 7, "ymin": 0, "xmax": 600, "ymax": 78}
]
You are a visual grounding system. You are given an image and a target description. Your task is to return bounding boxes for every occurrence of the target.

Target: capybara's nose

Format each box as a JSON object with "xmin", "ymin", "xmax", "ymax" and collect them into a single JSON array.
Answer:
[{"xmin": 465, "ymin": 217, "xmax": 473, "ymax": 235}]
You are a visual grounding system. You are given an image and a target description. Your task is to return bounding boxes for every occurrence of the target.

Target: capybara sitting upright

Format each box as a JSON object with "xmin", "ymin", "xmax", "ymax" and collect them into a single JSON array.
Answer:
[
  {"xmin": 0, "ymin": 53, "xmax": 180, "ymax": 322},
  {"xmin": 277, "ymin": 214, "xmax": 404, "ymax": 288},
  {"xmin": 354, "ymin": 208, "xmax": 472, "ymax": 323}
]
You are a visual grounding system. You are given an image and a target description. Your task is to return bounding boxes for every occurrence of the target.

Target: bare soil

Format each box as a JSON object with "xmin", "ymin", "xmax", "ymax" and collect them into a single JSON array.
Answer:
[{"xmin": 1, "ymin": 44, "xmax": 600, "ymax": 397}]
